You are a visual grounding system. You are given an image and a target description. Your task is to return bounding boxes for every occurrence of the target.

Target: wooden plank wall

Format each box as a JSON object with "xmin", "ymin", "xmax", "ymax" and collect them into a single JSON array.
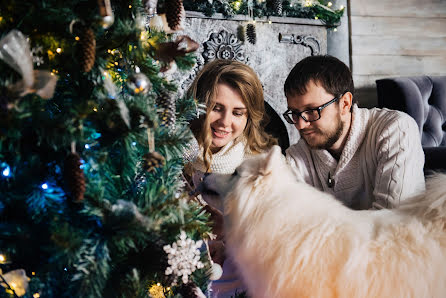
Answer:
[{"xmin": 349, "ymin": 0, "xmax": 446, "ymax": 107}]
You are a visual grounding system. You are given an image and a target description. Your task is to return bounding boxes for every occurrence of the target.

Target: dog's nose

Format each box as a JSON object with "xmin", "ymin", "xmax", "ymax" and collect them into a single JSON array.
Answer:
[{"xmin": 200, "ymin": 172, "xmax": 210, "ymax": 182}]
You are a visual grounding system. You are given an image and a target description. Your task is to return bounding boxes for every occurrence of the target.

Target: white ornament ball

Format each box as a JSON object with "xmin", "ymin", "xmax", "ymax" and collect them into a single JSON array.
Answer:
[
  {"xmin": 209, "ymin": 262, "xmax": 223, "ymax": 281},
  {"xmin": 101, "ymin": 15, "xmax": 115, "ymax": 29},
  {"xmin": 149, "ymin": 15, "xmax": 164, "ymax": 31}
]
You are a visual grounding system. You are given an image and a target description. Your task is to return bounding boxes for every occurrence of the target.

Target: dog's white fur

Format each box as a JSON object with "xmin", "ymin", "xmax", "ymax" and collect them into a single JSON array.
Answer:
[{"xmin": 202, "ymin": 146, "xmax": 446, "ymax": 298}]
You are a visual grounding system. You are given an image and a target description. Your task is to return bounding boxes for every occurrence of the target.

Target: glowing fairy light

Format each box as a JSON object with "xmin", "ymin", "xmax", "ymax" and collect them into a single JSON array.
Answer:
[{"xmin": 2, "ymin": 165, "xmax": 11, "ymax": 177}]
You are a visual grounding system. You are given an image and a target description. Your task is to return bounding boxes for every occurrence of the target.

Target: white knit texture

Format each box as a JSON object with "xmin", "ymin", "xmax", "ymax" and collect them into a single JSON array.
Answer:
[
  {"xmin": 286, "ymin": 105, "xmax": 425, "ymax": 209},
  {"xmin": 189, "ymin": 137, "xmax": 253, "ymax": 174}
]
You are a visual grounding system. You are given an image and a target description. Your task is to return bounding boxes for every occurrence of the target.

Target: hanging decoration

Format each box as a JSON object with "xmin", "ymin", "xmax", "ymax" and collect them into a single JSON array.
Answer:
[
  {"xmin": 144, "ymin": 0, "xmax": 159, "ymax": 17},
  {"xmin": 246, "ymin": 23, "xmax": 256, "ymax": 44},
  {"xmin": 164, "ymin": 0, "xmax": 185, "ymax": 31},
  {"xmin": 148, "ymin": 14, "xmax": 165, "ymax": 31},
  {"xmin": 154, "ymin": 35, "xmax": 199, "ymax": 64},
  {"xmin": 126, "ymin": 66, "xmax": 152, "ymax": 95},
  {"xmin": 63, "ymin": 143, "xmax": 86, "ymax": 203},
  {"xmin": 142, "ymin": 128, "xmax": 165, "ymax": 172},
  {"xmin": 79, "ymin": 26, "xmax": 96, "ymax": 73},
  {"xmin": 273, "ymin": 0, "xmax": 282, "ymax": 15},
  {"xmin": 97, "ymin": 0, "xmax": 114, "ymax": 29},
  {"xmin": 163, "ymin": 230, "xmax": 204, "ymax": 285},
  {"xmin": 0, "ymin": 30, "xmax": 58, "ymax": 99},
  {"xmin": 236, "ymin": 25, "xmax": 245, "ymax": 42},
  {"xmin": 157, "ymin": 90, "xmax": 177, "ymax": 133}
]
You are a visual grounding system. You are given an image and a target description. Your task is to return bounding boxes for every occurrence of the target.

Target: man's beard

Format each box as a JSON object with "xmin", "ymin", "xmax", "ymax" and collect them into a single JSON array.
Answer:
[{"xmin": 301, "ymin": 115, "xmax": 344, "ymax": 150}]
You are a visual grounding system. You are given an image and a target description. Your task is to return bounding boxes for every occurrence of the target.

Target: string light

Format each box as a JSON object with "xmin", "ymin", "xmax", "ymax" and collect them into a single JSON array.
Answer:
[
  {"xmin": 56, "ymin": 48, "xmax": 62, "ymax": 53},
  {"xmin": 340, "ymin": 5, "xmax": 344, "ymax": 9},
  {"xmin": 233, "ymin": 0, "xmax": 242, "ymax": 10},
  {"xmin": 2, "ymin": 164, "xmax": 11, "ymax": 177},
  {"xmin": 0, "ymin": 254, "xmax": 5, "ymax": 263},
  {"xmin": 315, "ymin": 16, "xmax": 319, "ymax": 19},
  {"xmin": 33, "ymin": 294, "xmax": 40, "ymax": 298},
  {"xmin": 75, "ymin": 36, "xmax": 80, "ymax": 41},
  {"xmin": 84, "ymin": 144, "xmax": 90, "ymax": 149},
  {"xmin": 129, "ymin": 5, "xmax": 132, "ymax": 8},
  {"xmin": 334, "ymin": 28, "xmax": 337, "ymax": 32},
  {"xmin": 41, "ymin": 183, "xmax": 48, "ymax": 190},
  {"xmin": 93, "ymin": 107, "xmax": 98, "ymax": 112},
  {"xmin": 327, "ymin": 2, "xmax": 332, "ymax": 7}
]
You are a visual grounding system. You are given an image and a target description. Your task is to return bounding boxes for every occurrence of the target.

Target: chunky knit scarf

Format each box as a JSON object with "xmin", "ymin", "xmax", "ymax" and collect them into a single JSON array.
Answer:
[{"xmin": 185, "ymin": 137, "xmax": 252, "ymax": 175}]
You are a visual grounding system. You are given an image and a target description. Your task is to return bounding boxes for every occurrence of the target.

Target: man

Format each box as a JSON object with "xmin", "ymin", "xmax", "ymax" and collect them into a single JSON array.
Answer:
[{"xmin": 284, "ymin": 55, "xmax": 425, "ymax": 209}]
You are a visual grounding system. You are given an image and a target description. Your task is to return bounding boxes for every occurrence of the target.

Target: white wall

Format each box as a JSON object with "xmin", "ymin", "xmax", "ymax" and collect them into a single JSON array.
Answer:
[{"xmin": 349, "ymin": 0, "xmax": 446, "ymax": 107}]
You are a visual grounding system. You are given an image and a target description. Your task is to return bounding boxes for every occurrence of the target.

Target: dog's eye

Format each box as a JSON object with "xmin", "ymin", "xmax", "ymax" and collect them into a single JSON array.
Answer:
[{"xmin": 232, "ymin": 170, "xmax": 238, "ymax": 177}]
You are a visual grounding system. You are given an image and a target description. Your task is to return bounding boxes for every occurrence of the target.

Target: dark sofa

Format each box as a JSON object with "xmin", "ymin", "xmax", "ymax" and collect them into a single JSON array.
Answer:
[{"xmin": 376, "ymin": 76, "xmax": 446, "ymax": 173}]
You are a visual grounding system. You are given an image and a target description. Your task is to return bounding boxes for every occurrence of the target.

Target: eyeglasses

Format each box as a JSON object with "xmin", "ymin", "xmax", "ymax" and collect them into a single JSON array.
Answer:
[{"xmin": 282, "ymin": 96, "xmax": 340, "ymax": 124}]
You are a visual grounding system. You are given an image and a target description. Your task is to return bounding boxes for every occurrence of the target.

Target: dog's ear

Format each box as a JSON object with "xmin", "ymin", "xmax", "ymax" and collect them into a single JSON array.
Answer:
[{"xmin": 259, "ymin": 145, "xmax": 283, "ymax": 176}]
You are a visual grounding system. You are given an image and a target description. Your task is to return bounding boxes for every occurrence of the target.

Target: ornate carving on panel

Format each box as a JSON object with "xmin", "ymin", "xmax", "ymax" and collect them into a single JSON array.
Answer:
[
  {"xmin": 202, "ymin": 30, "xmax": 247, "ymax": 63},
  {"xmin": 180, "ymin": 54, "xmax": 204, "ymax": 94},
  {"xmin": 278, "ymin": 33, "xmax": 321, "ymax": 56},
  {"xmin": 181, "ymin": 29, "xmax": 247, "ymax": 94}
]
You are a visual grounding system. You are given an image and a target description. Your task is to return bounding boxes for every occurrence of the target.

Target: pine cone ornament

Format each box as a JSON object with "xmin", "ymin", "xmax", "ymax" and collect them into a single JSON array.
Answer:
[
  {"xmin": 142, "ymin": 151, "xmax": 165, "ymax": 172},
  {"xmin": 79, "ymin": 27, "xmax": 96, "ymax": 72},
  {"xmin": 237, "ymin": 25, "xmax": 245, "ymax": 42},
  {"xmin": 273, "ymin": 0, "xmax": 283, "ymax": 15},
  {"xmin": 246, "ymin": 23, "xmax": 256, "ymax": 44},
  {"xmin": 164, "ymin": 0, "xmax": 184, "ymax": 31},
  {"xmin": 64, "ymin": 152, "xmax": 86, "ymax": 203},
  {"xmin": 157, "ymin": 91, "xmax": 176, "ymax": 132}
]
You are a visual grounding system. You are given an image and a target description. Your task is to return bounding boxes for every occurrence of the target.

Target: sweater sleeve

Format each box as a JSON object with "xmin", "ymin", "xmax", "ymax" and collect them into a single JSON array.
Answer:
[
  {"xmin": 373, "ymin": 111, "xmax": 425, "ymax": 208},
  {"xmin": 285, "ymin": 142, "xmax": 312, "ymax": 184}
]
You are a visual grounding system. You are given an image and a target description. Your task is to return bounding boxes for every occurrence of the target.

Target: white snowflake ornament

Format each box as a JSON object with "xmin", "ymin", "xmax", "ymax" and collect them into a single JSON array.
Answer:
[{"xmin": 163, "ymin": 231, "xmax": 204, "ymax": 285}]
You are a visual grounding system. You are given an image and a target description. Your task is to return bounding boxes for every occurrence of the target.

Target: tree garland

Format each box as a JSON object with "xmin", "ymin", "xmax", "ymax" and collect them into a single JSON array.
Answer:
[{"xmin": 183, "ymin": 0, "xmax": 345, "ymax": 28}]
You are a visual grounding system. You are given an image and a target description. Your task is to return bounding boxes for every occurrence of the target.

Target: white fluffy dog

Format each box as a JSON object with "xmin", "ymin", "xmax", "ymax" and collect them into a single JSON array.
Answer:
[{"xmin": 201, "ymin": 146, "xmax": 446, "ymax": 298}]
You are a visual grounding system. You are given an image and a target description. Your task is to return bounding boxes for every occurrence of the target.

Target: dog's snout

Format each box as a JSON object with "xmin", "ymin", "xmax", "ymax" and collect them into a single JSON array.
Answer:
[{"xmin": 201, "ymin": 172, "xmax": 210, "ymax": 182}]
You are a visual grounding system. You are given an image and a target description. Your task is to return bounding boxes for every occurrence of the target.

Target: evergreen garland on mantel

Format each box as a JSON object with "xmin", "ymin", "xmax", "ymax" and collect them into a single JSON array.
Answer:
[{"xmin": 183, "ymin": 0, "xmax": 345, "ymax": 28}]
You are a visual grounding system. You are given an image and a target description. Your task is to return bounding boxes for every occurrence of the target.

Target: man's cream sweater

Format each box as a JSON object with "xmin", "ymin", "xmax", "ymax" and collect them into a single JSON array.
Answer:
[{"xmin": 286, "ymin": 105, "xmax": 425, "ymax": 210}]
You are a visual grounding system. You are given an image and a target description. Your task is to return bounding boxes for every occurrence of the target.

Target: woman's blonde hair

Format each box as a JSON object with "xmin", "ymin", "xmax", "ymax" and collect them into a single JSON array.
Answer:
[{"xmin": 188, "ymin": 59, "xmax": 277, "ymax": 171}]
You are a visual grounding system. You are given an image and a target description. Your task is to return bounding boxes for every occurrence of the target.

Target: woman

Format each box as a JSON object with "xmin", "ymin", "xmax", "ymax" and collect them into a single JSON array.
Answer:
[{"xmin": 184, "ymin": 59, "xmax": 276, "ymax": 297}]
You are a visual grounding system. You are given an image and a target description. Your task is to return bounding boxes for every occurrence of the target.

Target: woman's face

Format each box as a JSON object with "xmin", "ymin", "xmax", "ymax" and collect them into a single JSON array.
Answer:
[{"xmin": 208, "ymin": 83, "xmax": 248, "ymax": 153}]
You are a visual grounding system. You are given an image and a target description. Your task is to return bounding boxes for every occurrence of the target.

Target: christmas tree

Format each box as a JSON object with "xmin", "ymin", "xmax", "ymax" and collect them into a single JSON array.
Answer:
[{"xmin": 0, "ymin": 0, "xmax": 213, "ymax": 297}]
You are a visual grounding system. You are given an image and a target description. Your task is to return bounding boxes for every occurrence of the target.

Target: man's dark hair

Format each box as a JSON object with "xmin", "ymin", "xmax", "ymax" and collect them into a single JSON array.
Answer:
[{"xmin": 284, "ymin": 55, "xmax": 354, "ymax": 99}]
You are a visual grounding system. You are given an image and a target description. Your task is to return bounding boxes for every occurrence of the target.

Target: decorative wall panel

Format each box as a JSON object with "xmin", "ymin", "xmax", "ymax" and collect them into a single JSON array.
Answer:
[{"xmin": 179, "ymin": 12, "xmax": 328, "ymax": 148}]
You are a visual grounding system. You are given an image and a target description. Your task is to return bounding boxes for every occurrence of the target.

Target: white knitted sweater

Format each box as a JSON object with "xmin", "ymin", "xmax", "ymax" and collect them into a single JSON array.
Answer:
[{"xmin": 286, "ymin": 105, "xmax": 425, "ymax": 209}]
